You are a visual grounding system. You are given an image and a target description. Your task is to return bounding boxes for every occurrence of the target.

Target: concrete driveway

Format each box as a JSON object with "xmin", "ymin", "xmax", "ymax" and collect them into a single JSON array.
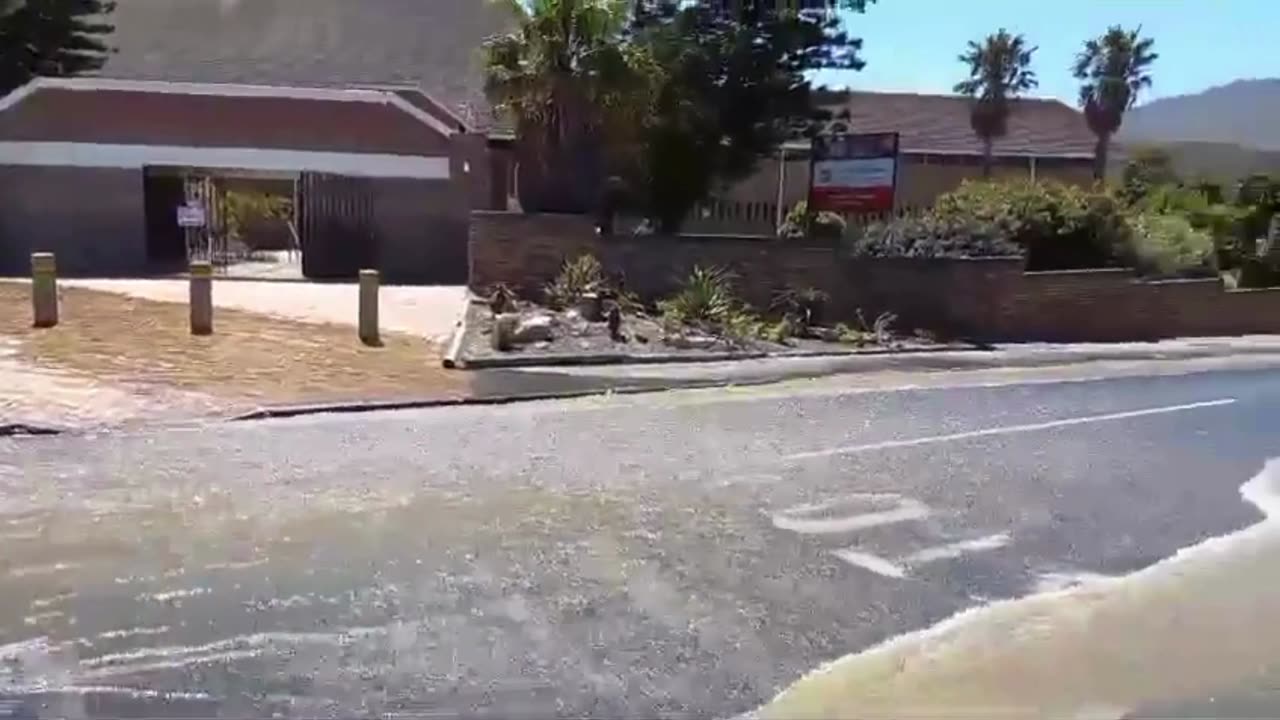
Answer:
[{"xmin": 62, "ymin": 279, "xmax": 468, "ymax": 344}]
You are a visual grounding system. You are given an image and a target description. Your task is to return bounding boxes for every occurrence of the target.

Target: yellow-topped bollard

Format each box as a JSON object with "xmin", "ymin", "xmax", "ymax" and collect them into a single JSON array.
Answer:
[
  {"xmin": 359, "ymin": 269, "xmax": 381, "ymax": 346},
  {"xmin": 30, "ymin": 252, "xmax": 58, "ymax": 328},
  {"xmin": 189, "ymin": 261, "xmax": 213, "ymax": 336}
]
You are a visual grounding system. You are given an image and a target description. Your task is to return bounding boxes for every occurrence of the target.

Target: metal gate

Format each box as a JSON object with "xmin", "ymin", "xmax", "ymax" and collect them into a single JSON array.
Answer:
[{"xmin": 296, "ymin": 173, "xmax": 377, "ymax": 279}]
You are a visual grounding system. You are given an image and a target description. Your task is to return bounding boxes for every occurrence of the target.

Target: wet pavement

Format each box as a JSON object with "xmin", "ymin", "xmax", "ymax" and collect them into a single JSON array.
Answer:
[{"xmin": 2, "ymin": 362, "xmax": 1280, "ymax": 718}]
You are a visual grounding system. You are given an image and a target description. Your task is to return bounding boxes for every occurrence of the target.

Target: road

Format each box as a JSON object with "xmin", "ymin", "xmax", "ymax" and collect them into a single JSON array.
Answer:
[{"xmin": 2, "ymin": 359, "xmax": 1280, "ymax": 718}]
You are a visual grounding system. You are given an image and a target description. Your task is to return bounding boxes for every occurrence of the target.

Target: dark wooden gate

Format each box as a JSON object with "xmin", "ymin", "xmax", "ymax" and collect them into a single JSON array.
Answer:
[{"xmin": 296, "ymin": 173, "xmax": 377, "ymax": 279}]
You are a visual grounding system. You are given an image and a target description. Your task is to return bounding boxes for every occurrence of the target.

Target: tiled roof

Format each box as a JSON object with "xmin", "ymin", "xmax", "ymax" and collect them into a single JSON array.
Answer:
[
  {"xmin": 820, "ymin": 91, "xmax": 1096, "ymax": 158},
  {"xmin": 99, "ymin": 0, "xmax": 516, "ymax": 132}
]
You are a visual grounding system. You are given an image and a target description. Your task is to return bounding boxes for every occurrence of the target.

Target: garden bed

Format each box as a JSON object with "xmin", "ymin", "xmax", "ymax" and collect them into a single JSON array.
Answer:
[{"xmin": 450, "ymin": 299, "xmax": 951, "ymax": 369}]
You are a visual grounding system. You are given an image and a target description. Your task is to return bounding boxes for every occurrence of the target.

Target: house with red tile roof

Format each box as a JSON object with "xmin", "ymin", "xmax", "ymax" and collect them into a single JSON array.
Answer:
[{"xmin": 692, "ymin": 91, "xmax": 1098, "ymax": 234}]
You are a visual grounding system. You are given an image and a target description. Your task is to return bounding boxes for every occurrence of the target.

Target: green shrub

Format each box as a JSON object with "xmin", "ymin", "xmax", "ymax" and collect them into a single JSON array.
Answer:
[
  {"xmin": 546, "ymin": 254, "xmax": 605, "ymax": 309},
  {"xmin": 848, "ymin": 213, "xmax": 1020, "ymax": 259},
  {"xmin": 1125, "ymin": 212, "xmax": 1216, "ymax": 278},
  {"xmin": 770, "ymin": 286, "xmax": 829, "ymax": 330},
  {"xmin": 931, "ymin": 180, "xmax": 1128, "ymax": 270},
  {"xmin": 659, "ymin": 266, "xmax": 738, "ymax": 326},
  {"xmin": 778, "ymin": 201, "xmax": 847, "ymax": 241}
]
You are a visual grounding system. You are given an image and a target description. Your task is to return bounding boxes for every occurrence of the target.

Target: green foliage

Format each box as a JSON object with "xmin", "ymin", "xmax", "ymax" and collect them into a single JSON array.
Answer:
[
  {"xmin": 1136, "ymin": 183, "xmax": 1248, "ymax": 268},
  {"xmin": 1121, "ymin": 146, "xmax": 1179, "ymax": 203},
  {"xmin": 833, "ymin": 309, "xmax": 896, "ymax": 345},
  {"xmin": 0, "ymin": 0, "xmax": 116, "ymax": 93},
  {"xmin": 621, "ymin": 1, "xmax": 873, "ymax": 231},
  {"xmin": 545, "ymin": 254, "xmax": 606, "ymax": 309},
  {"xmin": 930, "ymin": 180, "xmax": 1129, "ymax": 268},
  {"xmin": 953, "ymin": 28, "xmax": 1038, "ymax": 176},
  {"xmin": 1124, "ymin": 212, "xmax": 1215, "ymax": 278},
  {"xmin": 659, "ymin": 265, "xmax": 737, "ymax": 326},
  {"xmin": 770, "ymin": 285, "xmax": 829, "ymax": 332},
  {"xmin": 221, "ymin": 191, "xmax": 292, "ymax": 249},
  {"xmin": 778, "ymin": 201, "xmax": 847, "ymax": 241},
  {"xmin": 1073, "ymin": 26, "xmax": 1158, "ymax": 179},
  {"xmin": 482, "ymin": 0, "xmax": 649, "ymax": 213},
  {"xmin": 848, "ymin": 212, "xmax": 1019, "ymax": 259}
]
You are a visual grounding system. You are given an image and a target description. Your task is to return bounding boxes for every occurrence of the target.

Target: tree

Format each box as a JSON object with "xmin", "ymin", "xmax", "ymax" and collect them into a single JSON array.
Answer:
[
  {"xmin": 953, "ymin": 29, "xmax": 1038, "ymax": 178},
  {"xmin": 1120, "ymin": 145, "xmax": 1177, "ymax": 202},
  {"xmin": 482, "ymin": 0, "xmax": 651, "ymax": 214},
  {"xmin": 628, "ymin": 0, "xmax": 873, "ymax": 231},
  {"xmin": 0, "ymin": 0, "xmax": 117, "ymax": 95},
  {"xmin": 1073, "ymin": 25, "xmax": 1157, "ymax": 181}
]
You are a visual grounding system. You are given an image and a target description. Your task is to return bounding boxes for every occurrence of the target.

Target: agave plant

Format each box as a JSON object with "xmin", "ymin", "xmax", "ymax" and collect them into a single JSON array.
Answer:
[{"xmin": 659, "ymin": 266, "xmax": 738, "ymax": 327}]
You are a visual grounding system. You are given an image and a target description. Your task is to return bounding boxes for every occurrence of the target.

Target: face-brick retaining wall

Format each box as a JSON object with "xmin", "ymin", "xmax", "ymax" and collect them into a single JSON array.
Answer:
[{"xmin": 470, "ymin": 211, "xmax": 1280, "ymax": 342}]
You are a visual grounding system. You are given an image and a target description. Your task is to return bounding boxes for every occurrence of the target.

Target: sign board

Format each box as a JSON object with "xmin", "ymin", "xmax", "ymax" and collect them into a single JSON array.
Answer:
[
  {"xmin": 176, "ymin": 204, "xmax": 206, "ymax": 228},
  {"xmin": 809, "ymin": 132, "xmax": 899, "ymax": 213}
]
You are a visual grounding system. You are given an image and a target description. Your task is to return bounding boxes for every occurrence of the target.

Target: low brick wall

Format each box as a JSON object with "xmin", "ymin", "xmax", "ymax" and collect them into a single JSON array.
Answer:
[{"xmin": 470, "ymin": 211, "xmax": 1280, "ymax": 342}]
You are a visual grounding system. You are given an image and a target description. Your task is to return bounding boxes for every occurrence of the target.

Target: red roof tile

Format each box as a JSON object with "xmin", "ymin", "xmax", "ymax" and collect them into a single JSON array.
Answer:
[{"xmin": 821, "ymin": 91, "xmax": 1096, "ymax": 158}]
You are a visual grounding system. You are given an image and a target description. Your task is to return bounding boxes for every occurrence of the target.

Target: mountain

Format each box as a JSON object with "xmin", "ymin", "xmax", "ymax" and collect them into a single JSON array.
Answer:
[
  {"xmin": 1112, "ymin": 141, "xmax": 1280, "ymax": 183},
  {"xmin": 1118, "ymin": 78, "xmax": 1280, "ymax": 150}
]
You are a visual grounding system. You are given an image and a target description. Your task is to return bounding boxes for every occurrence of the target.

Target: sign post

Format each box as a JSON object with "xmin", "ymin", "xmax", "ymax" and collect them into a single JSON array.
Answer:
[{"xmin": 808, "ymin": 132, "xmax": 899, "ymax": 214}]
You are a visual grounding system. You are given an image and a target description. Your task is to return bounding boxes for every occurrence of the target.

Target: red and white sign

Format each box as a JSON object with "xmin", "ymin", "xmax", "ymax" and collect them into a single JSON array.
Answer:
[{"xmin": 809, "ymin": 132, "xmax": 899, "ymax": 213}]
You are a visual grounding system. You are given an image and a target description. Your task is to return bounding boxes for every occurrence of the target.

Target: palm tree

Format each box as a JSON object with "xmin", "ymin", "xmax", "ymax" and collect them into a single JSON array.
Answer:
[
  {"xmin": 954, "ymin": 29, "xmax": 1038, "ymax": 178},
  {"xmin": 482, "ymin": 0, "xmax": 648, "ymax": 214},
  {"xmin": 1073, "ymin": 26, "xmax": 1157, "ymax": 180}
]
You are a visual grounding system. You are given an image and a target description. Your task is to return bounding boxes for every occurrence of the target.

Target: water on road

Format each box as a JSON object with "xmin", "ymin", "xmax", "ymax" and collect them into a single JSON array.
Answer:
[{"xmin": 2, "ymin": 363, "xmax": 1280, "ymax": 718}]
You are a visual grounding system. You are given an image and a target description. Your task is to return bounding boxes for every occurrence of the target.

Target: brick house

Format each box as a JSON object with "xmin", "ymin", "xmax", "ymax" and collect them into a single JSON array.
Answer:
[
  {"xmin": 0, "ymin": 0, "xmax": 516, "ymax": 281},
  {"xmin": 689, "ymin": 91, "xmax": 1098, "ymax": 234}
]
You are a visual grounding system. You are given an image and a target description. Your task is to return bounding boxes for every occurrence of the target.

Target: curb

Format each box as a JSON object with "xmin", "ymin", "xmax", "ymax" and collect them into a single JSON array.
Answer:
[
  {"xmin": 228, "ymin": 379, "xmax": 750, "ymax": 422},
  {"xmin": 0, "ymin": 423, "xmax": 65, "ymax": 437},
  {"xmin": 451, "ymin": 342, "xmax": 983, "ymax": 370}
]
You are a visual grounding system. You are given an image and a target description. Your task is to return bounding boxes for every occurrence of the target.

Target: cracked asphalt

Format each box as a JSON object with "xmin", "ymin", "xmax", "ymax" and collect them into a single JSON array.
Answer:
[{"xmin": 2, "ymin": 360, "xmax": 1279, "ymax": 718}]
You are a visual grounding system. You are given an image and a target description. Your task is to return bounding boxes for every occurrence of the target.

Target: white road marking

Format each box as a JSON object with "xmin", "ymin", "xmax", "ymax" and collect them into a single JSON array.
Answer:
[
  {"xmin": 772, "ymin": 494, "xmax": 929, "ymax": 535},
  {"xmin": 784, "ymin": 398, "xmax": 1238, "ymax": 461},
  {"xmin": 830, "ymin": 548, "xmax": 906, "ymax": 578},
  {"xmin": 904, "ymin": 533, "xmax": 1011, "ymax": 565}
]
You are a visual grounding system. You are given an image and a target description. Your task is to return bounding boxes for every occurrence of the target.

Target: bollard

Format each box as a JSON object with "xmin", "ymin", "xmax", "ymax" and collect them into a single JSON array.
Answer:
[
  {"xmin": 358, "ymin": 269, "xmax": 380, "ymax": 346},
  {"xmin": 189, "ymin": 261, "xmax": 213, "ymax": 336},
  {"xmin": 30, "ymin": 253, "xmax": 58, "ymax": 328}
]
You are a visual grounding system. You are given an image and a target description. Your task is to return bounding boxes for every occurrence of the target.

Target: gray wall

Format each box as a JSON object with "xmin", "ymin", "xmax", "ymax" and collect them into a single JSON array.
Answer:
[{"xmin": 0, "ymin": 166, "xmax": 148, "ymax": 276}]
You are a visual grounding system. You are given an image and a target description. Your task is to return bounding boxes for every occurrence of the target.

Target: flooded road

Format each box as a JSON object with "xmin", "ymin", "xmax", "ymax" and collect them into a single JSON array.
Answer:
[
  {"xmin": 2, "ymin": 363, "xmax": 1280, "ymax": 717},
  {"xmin": 759, "ymin": 458, "xmax": 1280, "ymax": 719}
]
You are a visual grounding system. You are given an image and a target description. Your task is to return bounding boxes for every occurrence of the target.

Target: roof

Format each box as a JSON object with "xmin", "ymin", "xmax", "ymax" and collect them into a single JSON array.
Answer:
[
  {"xmin": 0, "ymin": 78, "xmax": 454, "ymax": 157},
  {"xmin": 819, "ymin": 91, "xmax": 1096, "ymax": 159},
  {"xmin": 99, "ymin": 0, "xmax": 517, "ymax": 133}
]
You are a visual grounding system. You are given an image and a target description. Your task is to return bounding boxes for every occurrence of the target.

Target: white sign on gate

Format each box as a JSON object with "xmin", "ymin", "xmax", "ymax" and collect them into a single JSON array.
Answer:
[{"xmin": 177, "ymin": 204, "xmax": 207, "ymax": 228}]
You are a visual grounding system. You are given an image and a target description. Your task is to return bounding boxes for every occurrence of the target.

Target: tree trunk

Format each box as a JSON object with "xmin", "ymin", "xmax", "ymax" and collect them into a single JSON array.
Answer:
[
  {"xmin": 1093, "ymin": 133, "xmax": 1110, "ymax": 182},
  {"xmin": 981, "ymin": 138, "xmax": 994, "ymax": 179}
]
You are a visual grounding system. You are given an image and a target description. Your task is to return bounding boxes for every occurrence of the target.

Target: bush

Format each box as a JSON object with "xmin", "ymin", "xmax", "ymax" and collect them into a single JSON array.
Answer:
[
  {"xmin": 1138, "ymin": 184, "xmax": 1248, "ymax": 269},
  {"xmin": 931, "ymin": 180, "xmax": 1129, "ymax": 270},
  {"xmin": 778, "ymin": 201, "xmax": 846, "ymax": 241},
  {"xmin": 848, "ymin": 213, "xmax": 1020, "ymax": 259},
  {"xmin": 545, "ymin": 254, "xmax": 605, "ymax": 309},
  {"xmin": 659, "ymin": 266, "xmax": 738, "ymax": 326},
  {"xmin": 1124, "ymin": 212, "xmax": 1216, "ymax": 278}
]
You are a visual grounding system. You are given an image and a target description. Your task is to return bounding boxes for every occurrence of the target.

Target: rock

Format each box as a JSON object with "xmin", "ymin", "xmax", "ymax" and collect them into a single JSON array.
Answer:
[
  {"xmin": 492, "ymin": 313, "xmax": 519, "ymax": 351},
  {"xmin": 513, "ymin": 314, "xmax": 554, "ymax": 343},
  {"xmin": 664, "ymin": 332, "xmax": 718, "ymax": 350},
  {"xmin": 814, "ymin": 327, "xmax": 841, "ymax": 342}
]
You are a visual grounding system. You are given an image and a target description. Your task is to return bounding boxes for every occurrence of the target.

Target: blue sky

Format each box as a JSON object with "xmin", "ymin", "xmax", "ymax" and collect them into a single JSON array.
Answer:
[{"xmin": 816, "ymin": 0, "xmax": 1280, "ymax": 106}]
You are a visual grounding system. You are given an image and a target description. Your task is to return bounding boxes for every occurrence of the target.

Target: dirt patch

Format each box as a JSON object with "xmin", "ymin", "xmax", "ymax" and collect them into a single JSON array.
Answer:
[{"xmin": 0, "ymin": 283, "xmax": 468, "ymax": 409}]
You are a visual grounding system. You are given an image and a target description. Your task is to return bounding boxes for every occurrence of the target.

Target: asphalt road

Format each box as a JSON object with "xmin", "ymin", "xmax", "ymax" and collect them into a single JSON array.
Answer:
[{"xmin": 2, "ymin": 361, "xmax": 1279, "ymax": 718}]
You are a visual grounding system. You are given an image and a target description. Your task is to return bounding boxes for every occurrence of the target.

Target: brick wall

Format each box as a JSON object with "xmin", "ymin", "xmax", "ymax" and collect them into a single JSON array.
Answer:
[{"xmin": 471, "ymin": 211, "xmax": 1280, "ymax": 342}]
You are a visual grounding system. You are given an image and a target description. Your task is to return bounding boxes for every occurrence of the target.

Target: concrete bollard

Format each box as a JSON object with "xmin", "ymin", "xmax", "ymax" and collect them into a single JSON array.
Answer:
[
  {"xmin": 189, "ymin": 261, "xmax": 213, "ymax": 336},
  {"xmin": 358, "ymin": 269, "xmax": 381, "ymax": 346},
  {"xmin": 30, "ymin": 253, "xmax": 58, "ymax": 328}
]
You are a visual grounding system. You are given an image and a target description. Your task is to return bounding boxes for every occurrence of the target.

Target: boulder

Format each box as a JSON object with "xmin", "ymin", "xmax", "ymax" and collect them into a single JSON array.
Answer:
[{"xmin": 513, "ymin": 314, "xmax": 554, "ymax": 343}]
